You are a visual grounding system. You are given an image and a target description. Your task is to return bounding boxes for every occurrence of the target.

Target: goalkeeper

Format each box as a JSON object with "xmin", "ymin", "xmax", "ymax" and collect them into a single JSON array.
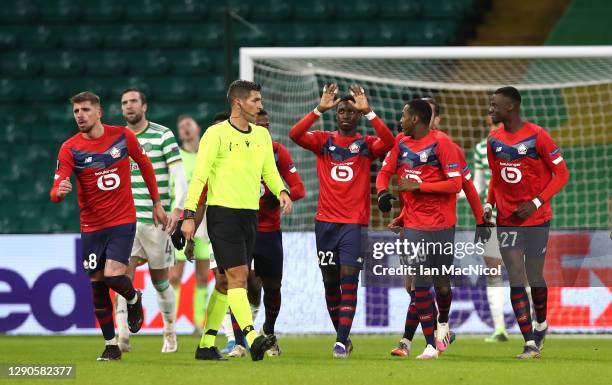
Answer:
[{"xmin": 181, "ymin": 80, "xmax": 293, "ymax": 361}]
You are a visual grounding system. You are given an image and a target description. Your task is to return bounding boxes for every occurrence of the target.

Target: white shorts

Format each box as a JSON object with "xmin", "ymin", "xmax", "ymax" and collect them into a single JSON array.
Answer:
[
  {"xmin": 483, "ymin": 227, "xmax": 502, "ymax": 260},
  {"xmin": 131, "ymin": 222, "xmax": 175, "ymax": 269}
]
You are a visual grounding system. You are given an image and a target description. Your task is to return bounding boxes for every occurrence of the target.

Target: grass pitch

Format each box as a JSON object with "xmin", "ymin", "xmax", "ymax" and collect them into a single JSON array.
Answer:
[{"xmin": 1, "ymin": 334, "xmax": 611, "ymax": 385}]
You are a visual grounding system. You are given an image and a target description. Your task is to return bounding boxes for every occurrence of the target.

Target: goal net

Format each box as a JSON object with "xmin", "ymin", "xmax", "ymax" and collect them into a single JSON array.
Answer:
[{"xmin": 240, "ymin": 47, "xmax": 612, "ymax": 333}]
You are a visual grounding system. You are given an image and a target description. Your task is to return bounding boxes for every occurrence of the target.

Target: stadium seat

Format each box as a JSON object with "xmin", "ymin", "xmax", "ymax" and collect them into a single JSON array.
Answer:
[
  {"xmin": 146, "ymin": 103, "xmax": 180, "ymax": 124},
  {"xmin": 191, "ymin": 25, "xmax": 224, "ymax": 47},
  {"xmin": 0, "ymin": 31, "xmax": 18, "ymax": 50},
  {"xmin": 422, "ymin": 0, "xmax": 472, "ymax": 20},
  {"xmin": 85, "ymin": 52, "xmax": 128, "ymax": 76},
  {"xmin": 209, "ymin": 1, "xmax": 251, "ymax": 20},
  {"xmin": 272, "ymin": 24, "xmax": 317, "ymax": 46},
  {"xmin": 145, "ymin": 26, "xmax": 190, "ymax": 48},
  {"xmin": 22, "ymin": 79, "xmax": 65, "ymax": 102},
  {"xmin": 0, "ymin": 79, "xmax": 21, "ymax": 103},
  {"xmin": 234, "ymin": 27, "xmax": 273, "ymax": 47},
  {"xmin": 19, "ymin": 26, "xmax": 60, "ymax": 49},
  {"xmin": 250, "ymin": 0, "xmax": 291, "ymax": 21},
  {"xmin": 44, "ymin": 52, "xmax": 85, "ymax": 76},
  {"xmin": 63, "ymin": 26, "xmax": 104, "ymax": 49},
  {"xmin": 316, "ymin": 24, "xmax": 361, "ymax": 46},
  {"xmin": 361, "ymin": 24, "xmax": 405, "ymax": 46},
  {"xmin": 165, "ymin": 0, "xmax": 207, "ymax": 21},
  {"xmin": 293, "ymin": 1, "xmax": 335, "ymax": 20},
  {"xmin": 108, "ymin": 77, "xmax": 152, "ymax": 101},
  {"xmin": 126, "ymin": 50, "xmax": 171, "ymax": 75},
  {"xmin": 0, "ymin": 122, "xmax": 28, "ymax": 143},
  {"xmin": 378, "ymin": 0, "xmax": 421, "ymax": 20},
  {"xmin": 104, "ymin": 25, "xmax": 145, "ymax": 49},
  {"xmin": 81, "ymin": 0, "xmax": 124, "ymax": 22},
  {"xmin": 40, "ymin": 0, "xmax": 81, "ymax": 23},
  {"xmin": 333, "ymin": 0, "xmax": 378, "ymax": 20},
  {"xmin": 1, "ymin": 52, "xmax": 42, "ymax": 76},
  {"xmin": 150, "ymin": 78, "xmax": 196, "ymax": 102},
  {"xmin": 125, "ymin": 0, "xmax": 165, "ymax": 22},
  {"xmin": 0, "ymin": 1, "xmax": 38, "ymax": 24},
  {"xmin": 196, "ymin": 76, "xmax": 227, "ymax": 101},
  {"xmin": 172, "ymin": 50, "xmax": 212, "ymax": 75}
]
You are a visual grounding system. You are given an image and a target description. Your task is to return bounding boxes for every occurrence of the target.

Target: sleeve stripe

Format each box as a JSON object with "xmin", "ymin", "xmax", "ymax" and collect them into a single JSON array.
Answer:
[
  {"xmin": 464, "ymin": 172, "xmax": 472, "ymax": 180},
  {"xmin": 552, "ymin": 156, "xmax": 564, "ymax": 165},
  {"xmin": 447, "ymin": 171, "xmax": 461, "ymax": 178}
]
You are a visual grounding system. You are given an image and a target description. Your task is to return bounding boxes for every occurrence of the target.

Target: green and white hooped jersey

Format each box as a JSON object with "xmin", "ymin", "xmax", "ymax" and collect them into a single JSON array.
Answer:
[
  {"xmin": 131, "ymin": 121, "xmax": 181, "ymax": 224},
  {"xmin": 473, "ymin": 138, "xmax": 491, "ymax": 200}
]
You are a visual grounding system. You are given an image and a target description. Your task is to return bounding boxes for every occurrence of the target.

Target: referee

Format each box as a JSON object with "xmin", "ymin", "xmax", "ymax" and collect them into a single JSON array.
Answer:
[{"xmin": 181, "ymin": 80, "xmax": 292, "ymax": 361}]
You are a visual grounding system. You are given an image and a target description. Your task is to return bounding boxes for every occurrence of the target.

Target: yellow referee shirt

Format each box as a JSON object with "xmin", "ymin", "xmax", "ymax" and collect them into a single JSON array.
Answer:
[{"xmin": 184, "ymin": 120, "xmax": 287, "ymax": 211}]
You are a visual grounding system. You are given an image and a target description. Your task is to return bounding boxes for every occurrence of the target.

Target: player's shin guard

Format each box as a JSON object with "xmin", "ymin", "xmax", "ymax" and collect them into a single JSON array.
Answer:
[
  {"xmin": 263, "ymin": 287, "xmax": 281, "ymax": 335},
  {"xmin": 510, "ymin": 287, "xmax": 534, "ymax": 342},
  {"xmin": 154, "ymin": 280, "xmax": 176, "ymax": 333},
  {"xmin": 531, "ymin": 287, "xmax": 548, "ymax": 324},
  {"xmin": 435, "ymin": 288, "xmax": 452, "ymax": 323},
  {"xmin": 227, "ymin": 288, "xmax": 258, "ymax": 347},
  {"xmin": 91, "ymin": 281, "xmax": 116, "ymax": 342},
  {"xmin": 193, "ymin": 286, "xmax": 208, "ymax": 330},
  {"xmin": 323, "ymin": 280, "xmax": 341, "ymax": 331},
  {"xmin": 336, "ymin": 274, "xmax": 358, "ymax": 345},
  {"xmin": 199, "ymin": 290, "xmax": 229, "ymax": 348},
  {"xmin": 104, "ymin": 275, "xmax": 137, "ymax": 303},
  {"xmin": 415, "ymin": 287, "xmax": 436, "ymax": 346},
  {"xmin": 403, "ymin": 290, "xmax": 419, "ymax": 341}
]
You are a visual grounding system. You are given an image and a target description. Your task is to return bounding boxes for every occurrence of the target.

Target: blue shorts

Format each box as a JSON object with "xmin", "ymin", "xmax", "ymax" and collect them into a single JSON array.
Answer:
[
  {"xmin": 403, "ymin": 227, "xmax": 455, "ymax": 287},
  {"xmin": 253, "ymin": 230, "xmax": 283, "ymax": 279},
  {"xmin": 315, "ymin": 220, "xmax": 367, "ymax": 270},
  {"xmin": 497, "ymin": 222, "xmax": 550, "ymax": 256},
  {"xmin": 80, "ymin": 223, "xmax": 136, "ymax": 275}
]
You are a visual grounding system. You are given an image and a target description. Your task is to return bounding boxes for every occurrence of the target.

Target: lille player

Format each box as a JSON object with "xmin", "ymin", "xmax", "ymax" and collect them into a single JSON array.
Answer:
[
  {"xmin": 50, "ymin": 91, "xmax": 167, "ymax": 361},
  {"xmin": 289, "ymin": 83, "xmax": 395, "ymax": 358},
  {"xmin": 115, "ymin": 89, "xmax": 187, "ymax": 354},
  {"xmin": 485, "ymin": 87, "xmax": 569, "ymax": 359},
  {"xmin": 376, "ymin": 99, "xmax": 462, "ymax": 359},
  {"xmin": 382, "ymin": 97, "xmax": 488, "ymax": 357}
]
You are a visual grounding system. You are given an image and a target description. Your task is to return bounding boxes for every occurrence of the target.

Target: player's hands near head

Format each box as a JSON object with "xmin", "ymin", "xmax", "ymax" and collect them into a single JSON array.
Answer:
[
  {"xmin": 166, "ymin": 207, "xmax": 182, "ymax": 234},
  {"xmin": 152, "ymin": 201, "xmax": 168, "ymax": 231},
  {"xmin": 514, "ymin": 200, "xmax": 538, "ymax": 219},
  {"xmin": 57, "ymin": 177, "xmax": 72, "ymax": 198},
  {"xmin": 348, "ymin": 84, "xmax": 371, "ymax": 114},
  {"xmin": 317, "ymin": 83, "xmax": 340, "ymax": 113},
  {"xmin": 279, "ymin": 191, "xmax": 293, "ymax": 215}
]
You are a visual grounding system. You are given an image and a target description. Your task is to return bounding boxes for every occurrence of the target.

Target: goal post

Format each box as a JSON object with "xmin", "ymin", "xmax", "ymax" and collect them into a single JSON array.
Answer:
[{"xmin": 240, "ymin": 46, "xmax": 612, "ymax": 231}]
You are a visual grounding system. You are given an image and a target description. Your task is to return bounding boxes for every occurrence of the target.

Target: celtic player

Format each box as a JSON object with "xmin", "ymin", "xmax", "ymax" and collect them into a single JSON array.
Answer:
[
  {"xmin": 169, "ymin": 115, "xmax": 212, "ymax": 335},
  {"xmin": 116, "ymin": 89, "xmax": 188, "ymax": 353}
]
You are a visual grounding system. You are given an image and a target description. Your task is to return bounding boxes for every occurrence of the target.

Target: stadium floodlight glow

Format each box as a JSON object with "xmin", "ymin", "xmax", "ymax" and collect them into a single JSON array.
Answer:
[{"xmin": 242, "ymin": 46, "xmax": 612, "ymax": 231}]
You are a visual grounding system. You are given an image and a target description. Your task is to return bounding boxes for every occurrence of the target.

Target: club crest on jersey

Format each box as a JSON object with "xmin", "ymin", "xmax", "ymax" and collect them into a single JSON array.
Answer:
[
  {"xmin": 419, "ymin": 151, "xmax": 428, "ymax": 163},
  {"xmin": 110, "ymin": 147, "xmax": 121, "ymax": 159},
  {"xmin": 517, "ymin": 143, "xmax": 528, "ymax": 155},
  {"xmin": 142, "ymin": 142, "xmax": 152, "ymax": 152},
  {"xmin": 348, "ymin": 142, "xmax": 360, "ymax": 154}
]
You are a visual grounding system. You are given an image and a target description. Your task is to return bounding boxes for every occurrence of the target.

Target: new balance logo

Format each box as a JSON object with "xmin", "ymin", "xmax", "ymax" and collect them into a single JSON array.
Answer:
[
  {"xmin": 85, "ymin": 156, "xmax": 92, "ymax": 163},
  {"xmin": 496, "ymin": 146, "xmax": 502, "ymax": 152}
]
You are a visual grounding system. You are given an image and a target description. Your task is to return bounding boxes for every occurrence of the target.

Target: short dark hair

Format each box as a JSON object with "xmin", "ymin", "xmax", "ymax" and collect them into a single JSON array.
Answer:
[
  {"xmin": 407, "ymin": 99, "xmax": 432, "ymax": 125},
  {"xmin": 420, "ymin": 97, "xmax": 440, "ymax": 116},
  {"xmin": 177, "ymin": 114, "xmax": 196, "ymax": 125},
  {"xmin": 121, "ymin": 88, "xmax": 147, "ymax": 105},
  {"xmin": 494, "ymin": 86, "xmax": 521, "ymax": 104},
  {"xmin": 70, "ymin": 91, "xmax": 100, "ymax": 105},
  {"xmin": 227, "ymin": 80, "xmax": 262, "ymax": 102},
  {"xmin": 257, "ymin": 109, "xmax": 268, "ymax": 116},
  {"xmin": 212, "ymin": 111, "xmax": 230, "ymax": 123}
]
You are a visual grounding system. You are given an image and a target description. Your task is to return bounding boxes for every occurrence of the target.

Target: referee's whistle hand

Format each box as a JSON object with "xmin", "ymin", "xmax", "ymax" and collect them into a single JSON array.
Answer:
[
  {"xmin": 279, "ymin": 191, "xmax": 293, "ymax": 215},
  {"xmin": 181, "ymin": 219, "xmax": 195, "ymax": 241}
]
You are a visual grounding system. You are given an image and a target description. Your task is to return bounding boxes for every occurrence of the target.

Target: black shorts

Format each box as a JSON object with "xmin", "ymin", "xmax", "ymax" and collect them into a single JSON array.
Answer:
[
  {"xmin": 206, "ymin": 205, "xmax": 257, "ymax": 271},
  {"xmin": 402, "ymin": 227, "xmax": 455, "ymax": 287},
  {"xmin": 80, "ymin": 222, "xmax": 136, "ymax": 276},
  {"xmin": 315, "ymin": 220, "xmax": 367, "ymax": 270},
  {"xmin": 253, "ymin": 230, "xmax": 283, "ymax": 279},
  {"xmin": 497, "ymin": 222, "xmax": 550, "ymax": 286}
]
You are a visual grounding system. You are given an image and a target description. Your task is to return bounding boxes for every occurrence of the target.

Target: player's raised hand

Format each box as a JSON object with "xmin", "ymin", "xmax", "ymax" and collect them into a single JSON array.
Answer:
[
  {"xmin": 279, "ymin": 191, "xmax": 293, "ymax": 215},
  {"xmin": 166, "ymin": 207, "xmax": 182, "ymax": 234},
  {"xmin": 57, "ymin": 177, "xmax": 72, "ymax": 198},
  {"xmin": 348, "ymin": 84, "xmax": 371, "ymax": 114},
  {"xmin": 317, "ymin": 83, "xmax": 340, "ymax": 113},
  {"xmin": 152, "ymin": 201, "xmax": 168, "ymax": 231}
]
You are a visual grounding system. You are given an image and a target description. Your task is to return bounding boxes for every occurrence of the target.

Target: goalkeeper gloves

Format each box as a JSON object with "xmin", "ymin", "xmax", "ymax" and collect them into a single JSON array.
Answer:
[
  {"xmin": 263, "ymin": 193, "xmax": 280, "ymax": 209},
  {"xmin": 377, "ymin": 191, "xmax": 397, "ymax": 213},
  {"xmin": 171, "ymin": 219, "xmax": 186, "ymax": 250},
  {"xmin": 474, "ymin": 223, "xmax": 492, "ymax": 244}
]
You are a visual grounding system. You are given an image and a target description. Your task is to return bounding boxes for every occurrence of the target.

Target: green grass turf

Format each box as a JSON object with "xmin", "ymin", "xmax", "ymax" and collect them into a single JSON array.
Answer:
[{"xmin": 1, "ymin": 334, "xmax": 611, "ymax": 385}]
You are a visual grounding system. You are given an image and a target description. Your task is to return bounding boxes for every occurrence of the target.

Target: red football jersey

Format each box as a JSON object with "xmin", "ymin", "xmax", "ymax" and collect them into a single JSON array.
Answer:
[
  {"xmin": 51, "ymin": 124, "xmax": 159, "ymax": 232},
  {"xmin": 377, "ymin": 130, "xmax": 462, "ymax": 229},
  {"xmin": 486, "ymin": 121, "xmax": 567, "ymax": 226},
  {"xmin": 258, "ymin": 141, "xmax": 305, "ymax": 232}
]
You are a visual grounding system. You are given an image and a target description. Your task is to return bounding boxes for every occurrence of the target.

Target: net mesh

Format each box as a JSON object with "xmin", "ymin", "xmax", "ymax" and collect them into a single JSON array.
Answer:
[{"xmin": 252, "ymin": 55, "xmax": 612, "ymax": 231}]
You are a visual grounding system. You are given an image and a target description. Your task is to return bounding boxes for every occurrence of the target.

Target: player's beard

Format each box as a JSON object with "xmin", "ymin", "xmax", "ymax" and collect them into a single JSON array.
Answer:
[
  {"xmin": 125, "ymin": 111, "xmax": 144, "ymax": 125},
  {"xmin": 78, "ymin": 122, "xmax": 95, "ymax": 134}
]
